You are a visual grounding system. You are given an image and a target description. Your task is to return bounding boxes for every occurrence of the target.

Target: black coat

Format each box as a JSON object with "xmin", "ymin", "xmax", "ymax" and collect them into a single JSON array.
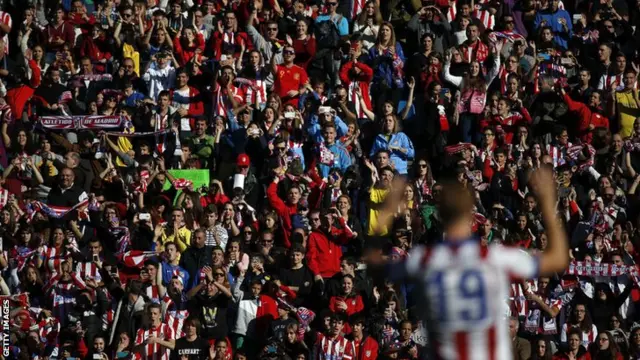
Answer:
[{"xmin": 180, "ymin": 246, "xmax": 212, "ymax": 289}]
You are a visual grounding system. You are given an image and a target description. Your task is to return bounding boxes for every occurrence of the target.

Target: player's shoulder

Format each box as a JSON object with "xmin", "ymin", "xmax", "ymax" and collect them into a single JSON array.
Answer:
[
  {"xmin": 486, "ymin": 243, "xmax": 534, "ymax": 258},
  {"xmin": 418, "ymin": 240, "xmax": 487, "ymax": 268}
]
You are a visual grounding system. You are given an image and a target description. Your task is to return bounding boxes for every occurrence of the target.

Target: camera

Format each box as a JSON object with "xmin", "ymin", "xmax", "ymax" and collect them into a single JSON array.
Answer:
[{"xmin": 139, "ymin": 213, "xmax": 151, "ymax": 221}]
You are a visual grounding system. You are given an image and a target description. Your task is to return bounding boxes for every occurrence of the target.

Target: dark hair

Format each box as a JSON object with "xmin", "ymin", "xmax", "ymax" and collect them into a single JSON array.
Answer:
[
  {"xmin": 291, "ymin": 243, "xmax": 306, "ymax": 254},
  {"xmin": 438, "ymin": 180, "xmax": 474, "ymax": 227}
]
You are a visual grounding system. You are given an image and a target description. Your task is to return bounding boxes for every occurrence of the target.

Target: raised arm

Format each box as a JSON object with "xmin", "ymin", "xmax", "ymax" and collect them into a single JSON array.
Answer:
[{"xmin": 531, "ymin": 168, "xmax": 569, "ymax": 274}]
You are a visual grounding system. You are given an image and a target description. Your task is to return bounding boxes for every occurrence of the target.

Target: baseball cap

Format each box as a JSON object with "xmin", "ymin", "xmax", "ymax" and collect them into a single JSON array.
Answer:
[{"xmin": 237, "ymin": 153, "xmax": 250, "ymax": 167}]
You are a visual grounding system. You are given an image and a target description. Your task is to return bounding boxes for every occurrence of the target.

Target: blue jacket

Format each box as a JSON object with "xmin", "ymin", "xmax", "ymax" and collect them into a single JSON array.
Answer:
[
  {"xmin": 534, "ymin": 9, "xmax": 572, "ymax": 49},
  {"xmin": 161, "ymin": 262, "xmax": 190, "ymax": 287},
  {"xmin": 370, "ymin": 132, "xmax": 415, "ymax": 174},
  {"xmin": 124, "ymin": 92, "xmax": 145, "ymax": 107},
  {"xmin": 318, "ymin": 142, "xmax": 352, "ymax": 178},
  {"xmin": 368, "ymin": 42, "xmax": 406, "ymax": 89},
  {"xmin": 306, "ymin": 114, "xmax": 348, "ymax": 144}
]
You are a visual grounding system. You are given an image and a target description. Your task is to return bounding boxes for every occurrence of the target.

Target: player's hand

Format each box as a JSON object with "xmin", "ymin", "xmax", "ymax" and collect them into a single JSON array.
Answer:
[{"xmin": 530, "ymin": 167, "xmax": 556, "ymax": 200}]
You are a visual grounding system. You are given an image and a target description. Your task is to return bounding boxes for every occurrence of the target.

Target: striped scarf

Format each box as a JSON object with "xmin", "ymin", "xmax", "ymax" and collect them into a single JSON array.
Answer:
[{"xmin": 566, "ymin": 260, "xmax": 640, "ymax": 285}]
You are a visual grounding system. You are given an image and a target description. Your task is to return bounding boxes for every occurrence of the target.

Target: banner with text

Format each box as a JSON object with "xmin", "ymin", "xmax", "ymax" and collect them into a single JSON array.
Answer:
[{"xmin": 39, "ymin": 115, "xmax": 125, "ymax": 130}]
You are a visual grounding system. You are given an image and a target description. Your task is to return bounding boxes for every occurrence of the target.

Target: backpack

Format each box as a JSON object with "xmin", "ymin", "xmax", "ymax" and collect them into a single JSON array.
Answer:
[{"xmin": 314, "ymin": 16, "xmax": 342, "ymax": 50}]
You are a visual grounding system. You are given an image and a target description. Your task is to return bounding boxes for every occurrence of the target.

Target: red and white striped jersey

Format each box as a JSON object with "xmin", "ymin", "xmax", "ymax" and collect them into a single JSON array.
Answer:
[
  {"xmin": 446, "ymin": 1, "xmax": 457, "ymax": 23},
  {"xmin": 213, "ymin": 83, "xmax": 245, "ymax": 118},
  {"xmin": 508, "ymin": 283, "xmax": 529, "ymax": 318},
  {"xmin": 472, "ymin": 0, "xmax": 494, "ymax": 30},
  {"xmin": 313, "ymin": 332, "xmax": 355, "ymax": 360},
  {"xmin": 351, "ymin": 0, "xmax": 365, "ymax": 20},
  {"xmin": 42, "ymin": 246, "xmax": 66, "ymax": 275},
  {"xmin": 134, "ymin": 323, "xmax": 176, "ymax": 360},
  {"xmin": 392, "ymin": 240, "xmax": 539, "ymax": 360},
  {"xmin": 546, "ymin": 143, "xmax": 572, "ymax": 169},
  {"xmin": 0, "ymin": 11, "xmax": 12, "ymax": 54},
  {"xmin": 145, "ymin": 284, "xmax": 162, "ymax": 303},
  {"xmin": 243, "ymin": 78, "xmax": 267, "ymax": 106},
  {"xmin": 598, "ymin": 73, "xmax": 624, "ymax": 91},
  {"xmin": 161, "ymin": 296, "xmax": 189, "ymax": 338},
  {"xmin": 76, "ymin": 261, "xmax": 102, "ymax": 282}
]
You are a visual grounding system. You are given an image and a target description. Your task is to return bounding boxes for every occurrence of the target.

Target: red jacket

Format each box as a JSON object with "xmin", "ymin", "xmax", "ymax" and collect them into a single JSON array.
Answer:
[
  {"xmin": 306, "ymin": 219, "xmax": 353, "ymax": 278},
  {"xmin": 266, "ymin": 180, "xmax": 298, "ymax": 248},
  {"xmin": 6, "ymin": 60, "xmax": 40, "ymax": 121},
  {"xmin": 339, "ymin": 61, "xmax": 374, "ymax": 118},
  {"xmin": 563, "ymin": 93, "xmax": 609, "ymax": 144},
  {"xmin": 482, "ymin": 158, "xmax": 505, "ymax": 183},
  {"xmin": 292, "ymin": 36, "xmax": 316, "ymax": 69},
  {"xmin": 200, "ymin": 192, "xmax": 230, "ymax": 208},
  {"xmin": 329, "ymin": 294, "xmax": 364, "ymax": 334},
  {"xmin": 173, "ymin": 33, "xmax": 206, "ymax": 66},
  {"xmin": 45, "ymin": 21, "xmax": 75, "ymax": 53},
  {"xmin": 256, "ymin": 294, "xmax": 278, "ymax": 337},
  {"xmin": 67, "ymin": 13, "xmax": 96, "ymax": 34},
  {"xmin": 479, "ymin": 109, "xmax": 532, "ymax": 145},
  {"xmin": 208, "ymin": 31, "xmax": 250, "ymax": 60},
  {"xmin": 79, "ymin": 35, "xmax": 112, "ymax": 73},
  {"xmin": 553, "ymin": 349, "xmax": 591, "ymax": 360},
  {"xmin": 353, "ymin": 336, "xmax": 379, "ymax": 360}
]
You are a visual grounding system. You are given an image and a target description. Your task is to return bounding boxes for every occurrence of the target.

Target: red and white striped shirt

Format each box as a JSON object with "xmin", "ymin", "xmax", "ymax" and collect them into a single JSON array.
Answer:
[
  {"xmin": 509, "ymin": 283, "xmax": 529, "ymax": 318},
  {"xmin": 76, "ymin": 261, "xmax": 102, "ymax": 282},
  {"xmin": 313, "ymin": 333, "xmax": 355, "ymax": 360},
  {"xmin": 598, "ymin": 73, "xmax": 624, "ymax": 91},
  {"xmin": 0, "ymin": 11, "xmax": 12, "ymax": 54},
  {"xmin": 393, "ymin": 241, "xmax": 539, "ymax": 360},
  {"xmin": 446, "ymin": 1, "xmax": 457, "ymax": 23},
  {"xmin": 134, "ymin": 323, "xmax": 176, "ymax": 360},
  {"xmin": 351, "ymin": 0, "xmax": 365, "ymax": 20},
  {"xmin": 165, "ymin": 309, "xmax": 189, "ymax": 338},
  {"xmin": 546, "ymin": 143, "xmax": 572, "ymax": 168},
  {"xmin": 42, "ymin": 246, "xmax": 66, "ymax": 275},
  {"xmin": 145, "ymin": 284, "xmax": 162, "ymax": 303},
  {"xmin": 161, "ymin": 296, "xmax": 189, "ymax": 338},
  {"xmin": 213, "ymin": 83, "xmax": 245, "ymax": 118},
  {"xmin": 472, "ymin": 0, "xmax": 494, "ymax": 30},
  {"xmin": 243, "ymin": 76, "xmax": 267, "ymax": 106}
]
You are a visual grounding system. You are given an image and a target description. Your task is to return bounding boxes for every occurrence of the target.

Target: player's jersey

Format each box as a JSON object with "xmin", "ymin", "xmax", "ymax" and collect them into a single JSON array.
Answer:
[
  {"xmin": 134, "ymin": 323, "xmax": 175, "ymax": 360},
  {"xmin": 392, "ymin": 240, "xmax": 539, "ymax": 360}
]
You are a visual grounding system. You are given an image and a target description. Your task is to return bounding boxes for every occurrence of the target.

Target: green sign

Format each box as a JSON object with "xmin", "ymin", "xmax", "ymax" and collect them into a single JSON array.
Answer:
[{"xmin": 162, "ymin": 169, "xmax": 210, "ymax": 204}]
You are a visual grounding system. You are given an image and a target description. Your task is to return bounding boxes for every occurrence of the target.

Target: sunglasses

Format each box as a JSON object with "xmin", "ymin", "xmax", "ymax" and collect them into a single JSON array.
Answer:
[
  {"xmin": 267, "ymin": 27, "xmax": 278, "ymax": 31},
  {"xmin": 214, "ymin": 273, "xmax": 225, "ymax": 277},
  {"xmin": 123, "ymin": 13, "xmax": 132, "ymax": 17},
  {"xmin": 419, "ymin": 164, "xmax": 428, "ymax": 168},
  {"xmin": 327, "ymin": 2, "xmax": 338, "ymax": 5},
  {"xmin": 283, "ymin": 50, "xmax": 295, "ymax": 55}
]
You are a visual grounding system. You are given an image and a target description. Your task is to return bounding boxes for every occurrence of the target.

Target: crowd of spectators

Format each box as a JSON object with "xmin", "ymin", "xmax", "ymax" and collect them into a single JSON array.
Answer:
[{"xmin": 3, "ymin": 0, "xmax": 640, "ymax": 359}]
